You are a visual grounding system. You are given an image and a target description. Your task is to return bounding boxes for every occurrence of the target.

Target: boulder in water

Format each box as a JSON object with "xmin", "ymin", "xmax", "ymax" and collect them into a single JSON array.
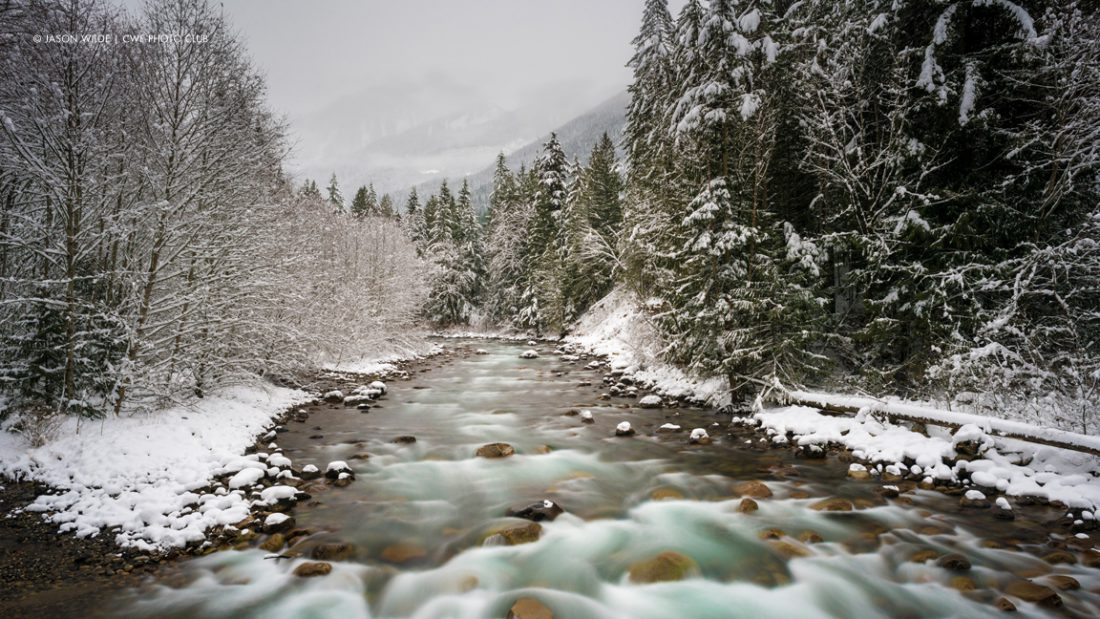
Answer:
[
  {"xmin": 392, "ymin": 435, "xmax": 417, "ymax": 444},
  {"xmin": 263, "ymin": 513, "xmax": 295, "ymax": 534},
  {"xmin": 299, "ymin": 464, "xmax": 321, "ymax": 480},
  {"xmin": 476, "ymin": 443, "xmax": 516, "ymax": 458},
  {"xmin": 293, "ymin": 561, "xmax": 332, "ymax": 578},
  {"xmin": 1004, "ymin": 580, "xmax": 1062, "ymax": 607},
  {"xmin": 615, "ymin": 421, "xmax": 635, "ymax": 437},
  {"xmin": 937, "ymin": 553, "xmax": 972, "ymax": 571},
  {"xmin": 506, "ymin": 500, "xmax": 564, "ymax": 522},
  {"xmin": 689, "ymin": 428, "xmax": 711, "ymax": 445},
  {"xmin": 380, "ymin": 542, "xmax": 428, "ymax": 564},
  {"xmin": 732, "ymin": 480, "xmax": 773, "ymax": 499},
  {"xmin": 809, "ymin": 497, "xmax": 854, "ymax": 512},
  {"xmin": 520, "ymin": 350, "xmax": 539, "ymax": 359},
  {"xmin": 311, "ymin": 542, "xmax": 355, "ymax": 561},
  {"xmin": 485, "ymin": 522, "xmax": 542, "ymax": 546},
  {"xmin": 628, "ymin": 551, "xmax": 698, "ymax": 583},
  {"xmin": 579, "ymin": 410, "xmax": 595, "ymax": 424},
  {"xmin": 638, "ymin": 395, "xmax": 662, "ymax": 409},
  {"xmin": 507, "ymin": 597, "xmax": 553, "ymax": 619},
  {"xmin": 737, "ymin": 498, "xmax": 759, "ymax": 513},
  {"xmin": 322, "ymin": 390, "xmax": 344, "ymax": 403}
]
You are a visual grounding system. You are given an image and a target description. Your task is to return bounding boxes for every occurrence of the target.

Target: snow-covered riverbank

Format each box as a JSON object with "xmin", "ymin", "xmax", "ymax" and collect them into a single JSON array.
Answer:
[{"xmin": 565, "ymin": 288, "xmax": 1100, "ymax": 519}]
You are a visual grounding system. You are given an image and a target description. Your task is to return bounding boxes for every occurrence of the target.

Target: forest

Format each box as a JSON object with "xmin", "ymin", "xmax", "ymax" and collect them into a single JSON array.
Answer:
[
  {"xmin": 2, "ymin": 0, "xmax": 1098, "ymax": 433},
  {"xmin": 397, "ymin": 0, "xmax": 1100, "ymax": 431}
]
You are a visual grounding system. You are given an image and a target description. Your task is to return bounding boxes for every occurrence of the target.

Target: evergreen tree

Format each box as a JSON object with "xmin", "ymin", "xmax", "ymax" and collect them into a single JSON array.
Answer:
[
  {"xmin": 326, "ymin": 173, "xmax": 344, "ymax": 212},
  {"xmin": 351, "ymin": 185, "xmax": 371, "ymax": 218},
  {"xmin": 379, "ymin": 194, "xmax": 395, "ymax": 218},
  {"xmin": 517, "ymin": 134, "xmax": 570, "ymax": 334},
  {"xmin": 298, "ymin": 178, "xmax": 322, "ymax": 202}
]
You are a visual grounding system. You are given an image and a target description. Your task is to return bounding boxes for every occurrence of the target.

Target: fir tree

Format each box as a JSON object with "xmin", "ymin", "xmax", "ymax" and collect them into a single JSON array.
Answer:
[{"xmin": 326, "ymin": 173, "xmax": 344, "ymax": 212}]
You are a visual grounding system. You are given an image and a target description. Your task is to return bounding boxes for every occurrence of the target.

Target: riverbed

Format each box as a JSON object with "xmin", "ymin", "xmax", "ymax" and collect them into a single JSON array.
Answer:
[{"xmin": 94, "ymin": 339, "xmax": 1100, "ymax": 618}]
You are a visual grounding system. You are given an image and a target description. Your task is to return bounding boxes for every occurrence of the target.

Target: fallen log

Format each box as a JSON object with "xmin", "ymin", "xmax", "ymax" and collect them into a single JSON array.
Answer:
[{"xmin": 780, "ymin": 390, "xmax": 1100, "ymax": 458}]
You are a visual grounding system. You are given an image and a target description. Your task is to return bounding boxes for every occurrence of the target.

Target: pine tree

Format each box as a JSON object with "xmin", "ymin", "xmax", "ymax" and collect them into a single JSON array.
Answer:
[
  {"xmin": 298, "ymin": 178, "xmax": 322, "ymax": 202},
  {"xmin": 484, "ymin": 154, "xmax": 529, "ymax": 325},
  {"xmin": 351, "ymin": 185, "xmax": 371, "ymax": 218},
  {"xmin": 326, "ymin": 173, "xmax": 344, "ymax": 212},
  {"xmin": 379, "ymin": 194, "xmax": 395, "ymax": 218},
  {"xmin": 517, "ymin": 134, "xmax": 570, "ymax": 334}
]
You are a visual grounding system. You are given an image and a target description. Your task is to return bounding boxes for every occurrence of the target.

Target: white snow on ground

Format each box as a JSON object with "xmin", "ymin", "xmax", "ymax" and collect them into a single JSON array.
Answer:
[
  {"xmin": 567, "ymin": 288, "xmax": 728, "ymax": 405},
  {"xmin": 0, "ymin": 384, "xmax": 309, "ymax": 550},
  {"xmin": 322, "ymin": 340, "xmax": 441, "ymax": 375},
  {"xmin": 751, "ymin": 405, "xmax": 1100, "ymax": 514},
  {"xmin": 568, "ymin": 288, "xmax": 1100, "ymax": 515}
]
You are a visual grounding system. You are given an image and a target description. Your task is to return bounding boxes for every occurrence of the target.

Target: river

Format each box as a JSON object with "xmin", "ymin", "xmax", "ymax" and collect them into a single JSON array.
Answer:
[{"xmin": 100, "ymin": 339, "xmax": 1099, "ymax": 618}]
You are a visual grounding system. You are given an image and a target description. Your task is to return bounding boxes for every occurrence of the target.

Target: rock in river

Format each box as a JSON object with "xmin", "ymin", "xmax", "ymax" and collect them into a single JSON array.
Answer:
[
  {"xmin": 293, "ymin": 561, "xmax": 332, "ymax": 578},
  {"xmin": 507, "ymin": 597, "xmax": 553, "ymax": 619},
  {"xmin": 476, "ymin": 443, "xmax": 516, "ymax": 458},
  {"xmin": 485, "ymin": 522, "xmax": 542, "ymax": 546},
  {"xmin": 506, "ymin": 500, "xmax": 564, "ymax": 522},
  {"xmin": 263, "ymin": 513, "xmax": 295, "ymax": 534},
  {"xmin": 638, "ymin": 395, "xmax": 662, "ymax": 409},
  {"xmin": 615, "ymin": 421, "xmax": 635, "ymax": 437},
  {"xmin": 1003, "ymin": 580, "xmax": 1062, "ymax": 607},
  {"xmin": 628, "ymin": 551, "xmax": 698, "ymax": 583},
  {"xmin": 732, "ymin": 480, "xmax": 773, "ymax": 499}
]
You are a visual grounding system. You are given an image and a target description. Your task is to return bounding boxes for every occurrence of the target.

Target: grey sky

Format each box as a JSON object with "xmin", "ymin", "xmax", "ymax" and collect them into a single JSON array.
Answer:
[{"xmin": 123, "ymin": 0, "xmax": 685, "ymax": 191}]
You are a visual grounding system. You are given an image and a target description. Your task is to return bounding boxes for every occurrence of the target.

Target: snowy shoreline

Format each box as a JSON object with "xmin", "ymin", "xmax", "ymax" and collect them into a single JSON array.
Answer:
[
  {"xmin": 563, "ymin": 289, "xmax": 1100, "ymax": 520},
  {"xmin": 0, "ymin": 348, "xmax": 438, "ymax": 552}
]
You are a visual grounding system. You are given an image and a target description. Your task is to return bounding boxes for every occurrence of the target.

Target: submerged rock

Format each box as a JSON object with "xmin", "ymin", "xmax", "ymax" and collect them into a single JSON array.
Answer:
[
  {"xmin": 809, "ymin": 497, "xmax": 854, "ymax": 512},
  {"xmin": 732, "ymin": 480, "xmax": 773, "ymax": 499},
  {"xmin": 293, "ymin": 561, "xmax": 332, "ymax": 578},
  {"xmin": 476, "ymin": 443, "xmax": 516, "ymax": 458},
  {"xmin": 628, "ymin": 551, "xmax": 698, "ymax": 584},
  {"xmin": 506, "ymin": 500, "xmax": 564, "ymax": 522},
  {"xmin": 311, "ymin": 542, "xmax": 355, "ymax": 562},
  {"xmin": 485, "ymin": 522, "xmax": 542, "ymax": 546},
  {"xmin": 937, "ymin": 553, "xmax": 972, "ymax": 571},
  {"xmin": 380, "ymin": 543, "xmax": 428, "ymax": 564},
  {"xmin": 1003, "ymin": 580, "xmax": 1062, "ymax": 607},
  {"xmin": 507, "ymin": 597, "xmax": 553, "ymax": 619}
]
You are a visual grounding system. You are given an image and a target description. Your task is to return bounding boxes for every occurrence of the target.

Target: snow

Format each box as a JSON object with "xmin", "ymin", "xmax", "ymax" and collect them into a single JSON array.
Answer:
[
  {"xmin": 227, "ymin": 467, "xmax": 265, "ymax": 489},
  {"xmin": 659, "ymin": 423, "xmax": 681, "ymax": 431},
  {"xmin": 690, "ymin": 428, "xmax": 709, "ymax": 441},
  {"xmin": 751, "ymin": 404, "xmax": 1100, "ymax": 514},
  {"xmin": 964, "ymin": 489, "xmax": 986, "ymax": 501},
  {"xmin": 995, "ymin": 497, "xmax": 1012, "ymax": 510},
  {"xmin": 0, "ymin": 384, "xmax": 310, "ymax": 550},
  {"xmin": 566, "ymin": 288, "xmax": 728, "ymax": 406},
  {"xmin": 326, "ymin": 460, "xmax": 350, "ymax": 473},
  {"xmin": 616, "ymin": 422, "xmax": 633, "ymax": 433},
  {"xmin": 639, "ymin": 395, "xmax": 663, "ymax": 408},
  {"xmin": 580, "ymin": 410, "xmax": 594, "ymax": 422},
  {"xmin": 301, "ymin": 464, "xmax": 319, "ymax": 474},
  {"xmin": 264, "ymin": 513, "xmax": 289, "ymax": 527},
  {"xmin": 520, "ymin": 350, "xmax": 539, "ymax": 359},
  {"xmin": 259, "ymin": 485, "xmax": 297, "ymax": 504}
]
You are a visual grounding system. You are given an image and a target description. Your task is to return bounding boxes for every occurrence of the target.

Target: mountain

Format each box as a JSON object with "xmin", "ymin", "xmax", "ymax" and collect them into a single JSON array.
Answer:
[
  {"xmin": 286, "ymin": 76, "xmax": 622, "ymax": 197},
  {"xmin": 408, "ymin": 90, "xmax": 630, "ymax": 212}
]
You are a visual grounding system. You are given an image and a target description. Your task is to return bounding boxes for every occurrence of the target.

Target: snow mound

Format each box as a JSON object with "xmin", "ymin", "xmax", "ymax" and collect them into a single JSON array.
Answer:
[{"xmin": 0, "ymin": 384, "xmax": 310, "ymax": 550}]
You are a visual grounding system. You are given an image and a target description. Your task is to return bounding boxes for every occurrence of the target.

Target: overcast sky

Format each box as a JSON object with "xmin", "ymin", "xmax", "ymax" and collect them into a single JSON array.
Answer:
[
  {"xmin": 122, "ymin": 0, "xmax": 686, "ymax": 190},
  {"xmin": 207, "ymin": 0, "xmax": 667, "ymax": 117}
]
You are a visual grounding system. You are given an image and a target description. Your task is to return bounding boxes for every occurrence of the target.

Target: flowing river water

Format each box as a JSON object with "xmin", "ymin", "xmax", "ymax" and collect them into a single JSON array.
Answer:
[{"xmin": 101, "ymin": 339, "xmax": 1099, "ymax": 618}]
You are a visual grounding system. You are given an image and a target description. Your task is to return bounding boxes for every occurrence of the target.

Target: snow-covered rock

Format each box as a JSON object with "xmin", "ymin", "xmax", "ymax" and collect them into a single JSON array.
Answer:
[
  {"xmin": 323, "ymin": 390, "xmax": 345, "ymax": 403},
  {"xmin": 228, "ymin": 467, "xmax": 266, "ymax": 489},
  {"xmin": 615, "ymin": 421, "xmax": 635, "ymax": 437},
  {"xmin": 368, "ymin": 380, "xmax": 387, "ymax": 395},
  {"xmin": 579, "ymin": 410, "xmax": 594, "ymax": 424},
  {"xmin": 325, "ymin": 460, "xmax": 353, "ymax": 479},
  {"xmin": 639, "ymin": 395, "xmax": 662, "ymax": 409},
  {"xmin": 689, "ymin": 428, "xmax": 711, "ymax": 445},
  {"xmin": 519, "ymin": 350, "xmax": 539, "ymax": 359}
]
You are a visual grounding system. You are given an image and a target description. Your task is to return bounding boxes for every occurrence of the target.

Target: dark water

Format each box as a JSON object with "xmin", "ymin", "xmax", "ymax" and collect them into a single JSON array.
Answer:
[{"xmin": 105, "ymin": 340, "xmax": 1100, "ymax": 618}]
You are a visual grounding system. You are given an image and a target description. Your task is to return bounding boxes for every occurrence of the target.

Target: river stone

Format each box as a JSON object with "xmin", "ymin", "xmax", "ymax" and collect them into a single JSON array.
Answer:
[
  {"xmin": 798, "ymin": 530, "xmax": 824, "ymax": 544},
  {"xmin": 638, "ymin": 395, "xmax": 663, "ymax": 409},
  {"xmin": 910, "ymin": 549, "xmax": 940, "ymax": 563},
  {"xmin": 476, "ymin": 443, "xmax": 516, "ymax": 458},
  {"xmin": 810, "ymin": 497, "xmax": 854, "ymax": 512},
  {"xmin": 311, "ymin": 542, "xmax": 355, "ymax": 562},
  {"xmin": 650, "ymin": 488, "xmax": 684, "ymax": 501},
  {"xmin": 380, "ymin": 543, "xmax": 428, "ymax": 564},
  {"xmin": 507, "ymin": 597, "xmax": 553, "ymax": 619},
  {"xmin": 1044, "ymin": 574, "xmax": 1080, "ymax": 590},
  {"xmin": 488, "ymin": 522, "xmax": 542, "ymax": 546},
  {"xmin": 322, "ymin": 390, "xmax": 344, "ymax": 403},
  {"xmin": 1083, "ymin": 549, "xmax": 1100, "ymax": 568},
  {"xmin": 263, "ymin": 513, "xmax": 295, "ymax": 534},
  {"xmin": 758, "ymin": 528, "xmax": 785, "ymax": 540},
  {"xmin": 994, "ymin": 597, "xmax": 1017, "ymax": 612},
  {"xmin": 771, "ymin": 540, "xmax": 811, "ymax": 558},
  {"xmin": 732, "ymin": 480, "xmax": 773, "ymax": 499},
  {"xmin": 392, "ymin": 435, "xmax": 417, "ymax": 444},
  {"xmin": 293, "ymin": 561, "xmax": 332, "ymax": 578},
  {"xmin": 950, "ymin": 576, "xmax": 977, "ymax": 591},
  {"xmin": 628, "ymin": 551, "xmax": 698, "ymax": 584},
  {"xmin": 1004, "ymin": 580, "xmax": 1062, "ymax": 607},
  {"xmin": 737, "ymin": 498, "xmax": 759, "ymax": 513},
  {"xmin": 937, "ymin": 553, "xmax": 972, "ymax": 571},
  {"xmin": 506, "ymin": 500, "xmax": 564, "ymax": 522},
  {"xmin": 1041, "ymin": 550, "xmax": 1076, "ymax": 565},
  {"xmin": 847, "ymin": 465, "xmax": 872, "ymax": 481},
  {"xmin": 259, "ymin": 533, "xmax": 285, "ymax": 552}
]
